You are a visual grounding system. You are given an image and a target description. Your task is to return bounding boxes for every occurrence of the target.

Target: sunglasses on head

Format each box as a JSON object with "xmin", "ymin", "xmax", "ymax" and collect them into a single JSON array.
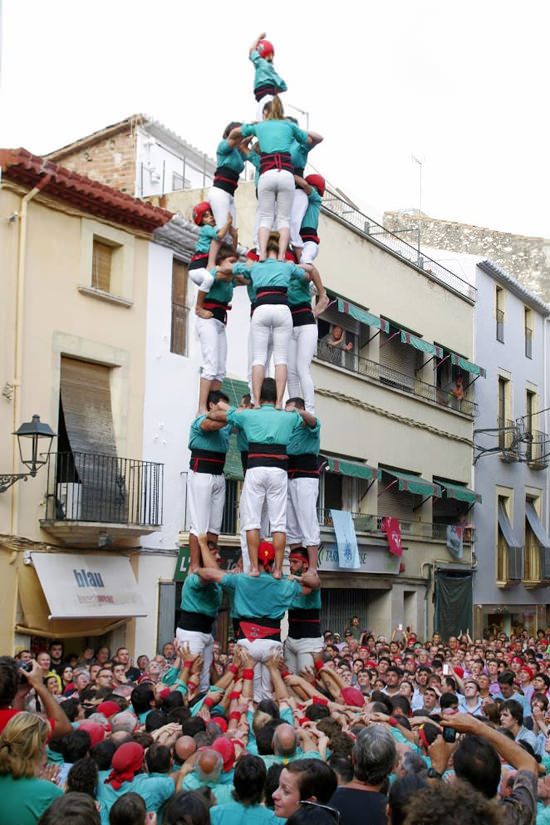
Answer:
[{"xmin": 300, "ymin": 801, "xmax": 341, "ymax": 823}]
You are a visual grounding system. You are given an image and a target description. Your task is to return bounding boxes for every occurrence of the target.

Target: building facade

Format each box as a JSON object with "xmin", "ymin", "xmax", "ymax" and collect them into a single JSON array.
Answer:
[{"xmin": 472, "ymin": 260, "xmax": 550, "ymax": 638}]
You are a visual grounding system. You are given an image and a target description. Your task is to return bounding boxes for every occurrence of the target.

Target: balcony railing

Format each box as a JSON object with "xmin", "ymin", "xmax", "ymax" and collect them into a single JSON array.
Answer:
[
  {"xmin": 315, "ymin": 342, "xmax": 478, "ymax": 416},
  {"xmin": 497, "ymin": 417, "xmax": 518, "ymax": 455},
  {"xmin": 321, "ymin": 193, "xmax": 476, "ymax": 302},
  {"xmin": 318, "ymin": 509, "xmax": 474, "ymax": 543},
  {"xmin": 526, "ymin": 429, "xmax": 549, "ymax": 468},
  {"xmin": 44, "ymin": 452, "xmax": 163, "ymax": 527}
]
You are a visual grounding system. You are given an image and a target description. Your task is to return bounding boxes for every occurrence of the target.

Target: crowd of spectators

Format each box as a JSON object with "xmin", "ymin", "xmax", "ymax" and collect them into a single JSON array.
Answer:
[{"xmin": 2, "ymin": 623, "xmax": 550, "ymax": 825}]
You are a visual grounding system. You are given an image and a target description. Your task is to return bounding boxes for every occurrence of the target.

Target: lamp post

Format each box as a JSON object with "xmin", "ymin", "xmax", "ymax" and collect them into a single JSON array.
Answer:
[{"xmin": 0, "ymin": 415, "xmax": 55, "ymax": 493}]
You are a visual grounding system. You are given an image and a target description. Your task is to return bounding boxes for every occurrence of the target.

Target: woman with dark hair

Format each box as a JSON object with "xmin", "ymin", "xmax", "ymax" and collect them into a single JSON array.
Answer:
[
  {"xmin": 163, "ymin": 789, "xmax": 211, "ymax": 825},
  {"xmin": 387, "ymin": 774, "xmax": 428, "ymax": 825},
  {"xmin": 211, "ymin": 754, "xmax": 280, "ymax": 825},
  {"xmin": 207, "ymin": 122, "xmax": 245, "ymax": 259},
  {"xmin": 109, "ymin": 792, "xmax": 148, "ymax": 825},
  {"xmin": 272, "ymin": 758, "xmax": 338, "ymax": 821}
]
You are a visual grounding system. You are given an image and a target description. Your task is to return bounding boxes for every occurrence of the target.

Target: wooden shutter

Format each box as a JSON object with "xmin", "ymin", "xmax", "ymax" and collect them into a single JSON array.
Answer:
[
  {"xmin": 171, "ymin": 261, "xmax": 188, "ymax": 356},
  {"xmin": 92, "ymin": 240, "xmax": 112, "ymax": 292},
  {"xmin": 379, "ymin": 331, "xmax": 417, "ymax": 392},
  {"xmin": 59, "ymin": 358, "xmax": 125, "ymax": 522}
]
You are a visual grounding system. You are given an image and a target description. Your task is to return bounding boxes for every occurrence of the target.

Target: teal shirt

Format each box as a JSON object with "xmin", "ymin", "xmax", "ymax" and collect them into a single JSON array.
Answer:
[
  {"xmin": 240, "ymin": 121, "xmax": 308, "ymax": 155},
  {"xmin": 182, "ymin": 775, "xmax": 234, "ymax": 804},
  {"xmin": 97, "ymin": 772, "xmax": 175, "ymax": 825},
  {"xmin": 0, "ymin": 774, "xmax": 63, "ymax": 825},
  {"xmin": 205, "ymin": 275, "xmax": 236, "ymax": 305},
  {"xmin": 246, "ymin": 150, "xmax": 261, "ymax": 187},
  {"xmin": 301, "ymin": 187, "xmax": 322, "ymax": 232},
  {"xmin": 287, "ymin": 275, "xmax": 312, "ymax": 307},
  {"xmin": 216, "ymin": 139, "xmax": 246, "ymax": 175},
  {"xmin": 221, "ymin": 571, "xmax": 301, "ymax": 620},
  {"xmin": 233, "ymin": 259, "xmax": 306, "ymax": 290},
  {"xmin": 181, "ymin": 572, "xmax": 221, "ymax": 617},
  {"xmin": 249, "ymin": 50, "xmax": 287, "ymax": 94},
  {"xmin": 227, "ymin": 405, "xmax": 303, "ymax": 445},
  {"xmin": 189, "ymin": 415, "xmax": 232, "ymax": 453},
  {"xmin": 212, "ymin": 801, "xmax": 286, "ymax": 825},
  {"xmin": 290, "ymin": 585, "xmax": 322, "ymax": 611},
  {"xmin": 286, "ymin": 418, "xmax": 320, "ymax": 456},
  {"xmin": 195, "ymin": 224, "xmax": 218, "ymax": 254},
  {"xmin": 290, "ymin": 139, "xmax": 310, "ymax": 173}
]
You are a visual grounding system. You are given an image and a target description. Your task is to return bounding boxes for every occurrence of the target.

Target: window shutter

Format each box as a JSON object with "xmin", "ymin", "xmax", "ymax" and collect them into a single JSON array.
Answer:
[{"xmin": 92, "ymin": 241, "xmax": 112, "ymax": 292}]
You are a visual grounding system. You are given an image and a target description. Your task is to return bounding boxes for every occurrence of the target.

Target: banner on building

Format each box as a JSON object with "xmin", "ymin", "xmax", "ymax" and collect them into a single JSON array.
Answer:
[
  {"xmin": 381, "ymin": 517, "xmax": 403, "ymax": 557},
  {"xmin": 446, "ymin": 525, "xmax": 464, "ymax": 559},
  {"xmin": 330, "ymin": 509, "xmax": 360, "ymax": 569}
]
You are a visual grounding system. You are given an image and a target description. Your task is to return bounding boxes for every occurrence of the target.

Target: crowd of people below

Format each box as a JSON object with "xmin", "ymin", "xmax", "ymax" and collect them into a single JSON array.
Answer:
[{"xmin": 2, "ymin": 624, "xmax": 550, "ymax": 825}]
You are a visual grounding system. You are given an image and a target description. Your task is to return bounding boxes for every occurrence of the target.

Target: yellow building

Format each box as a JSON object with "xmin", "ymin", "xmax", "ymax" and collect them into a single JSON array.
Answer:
[{"xmin": 0, "ymin": 148, "xmax": 172, "ymax": 654}]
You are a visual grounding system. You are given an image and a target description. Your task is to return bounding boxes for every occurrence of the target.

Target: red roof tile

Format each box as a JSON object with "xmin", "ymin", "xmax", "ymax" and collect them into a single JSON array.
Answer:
[{"xmin": 0, "ymin": 147, "xmax": 173, "ymax": 233}]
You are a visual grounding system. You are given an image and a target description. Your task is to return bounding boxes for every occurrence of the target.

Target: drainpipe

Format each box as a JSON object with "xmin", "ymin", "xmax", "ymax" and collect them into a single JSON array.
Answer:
[{"xmin": 10, "ymin": 174, "xmax": 52, "ymax": 534}]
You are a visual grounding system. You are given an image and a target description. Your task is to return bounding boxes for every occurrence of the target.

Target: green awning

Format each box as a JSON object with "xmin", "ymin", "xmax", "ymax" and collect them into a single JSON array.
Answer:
[
  {"xmin": 326, "ymin": 457, "xmax": 379, "ymax": 481},
  {"xmin": 438, "ymin": 481, "xmax": 482, "ymax": 504},
  {"xmin": 400, "ymin": 331, "xmax": 443, "ymax": 358},
  {"xmin": 336, "ymin": 298, "xmax": 389, "ymax": 332},
  {"xmin": 450, "ymin": 353, "xmax": 486, "ymax": 378},
  {"xmin": 220, "ymin": 378, "xmax": 249, "ymax": 481},
  {"xmin": 384, "ymin": 470, "xmax": 442, "ymax": 498}
]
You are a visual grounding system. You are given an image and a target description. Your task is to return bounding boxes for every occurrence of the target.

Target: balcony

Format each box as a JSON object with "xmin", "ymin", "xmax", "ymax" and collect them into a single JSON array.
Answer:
[
  {"xmin": 315, "ymin": 342, "xmax": 478, "ymax": 417},
  {"xmin": 321, "ymin": 193, "xmax": 475, "ymax": 302},
  {"xmin": 41, "ymin": 452, "xmax": 163, "ymax": 548},
  {"xmin": 526, "ymin": 430, "xmax": 549, "ymax": 469},
  {"xmin": 318, "ymin": 509, "xmax": 475, "ymax": 543}
]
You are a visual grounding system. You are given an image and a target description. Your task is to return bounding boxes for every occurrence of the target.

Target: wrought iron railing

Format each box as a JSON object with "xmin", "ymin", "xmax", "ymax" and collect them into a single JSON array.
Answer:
[
  {"xmin": 44, "ymin": 452, "xmax": 163, "ymax": 526},
  {"xmin": 318, "ymin": 509, "xmax": 475, "ymax": 542},
  {"xmin": 526, "ymin": 429, "xmax": 549, "ymax": 467},
  {"xmin": 321, "ymin": 193, "xmax": 476, "ymax": 302},
  {"xmin": 315, "ymin": 342, "xmax": 478, "ymax": 417}
]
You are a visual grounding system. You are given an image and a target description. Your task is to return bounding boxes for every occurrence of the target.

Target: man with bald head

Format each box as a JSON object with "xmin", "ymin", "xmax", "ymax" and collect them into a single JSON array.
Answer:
[
  {"xmin": 182, "ymin": 747, "xmax": 234, "ymax": 804},
  {"xmin": 260, "ymin": 721, "xmax": 323, "ymax": 769},
  {"xmin": 174, "ymin": 735, "xmax": 196, "ymax": 766}
]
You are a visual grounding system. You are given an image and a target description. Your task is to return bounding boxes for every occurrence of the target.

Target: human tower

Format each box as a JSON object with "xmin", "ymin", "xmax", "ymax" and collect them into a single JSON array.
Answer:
[{"xmin": 178, "ymin": 35, "xmax": 326, "ymax": 701}]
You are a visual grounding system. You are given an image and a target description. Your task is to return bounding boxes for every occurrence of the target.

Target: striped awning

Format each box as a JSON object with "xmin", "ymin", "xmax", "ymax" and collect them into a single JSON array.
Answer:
[
  {"xmin": 400, "ymin": 331, "xmax": 443, "ymax": 358},
  {"xmin": 383, "ymin": 470, "xmax": 442, "ymax": 498},
  {"xmin": 438, "ymin": 481, "xmax": 481, "ymax": 504},
  {"xmin": 450, "ymin": 353, "xmax": 486, "ymax": 378},
  {"xmin": 336, "ymin": 298, "xmax": 389, "ymax": 332},
  {"xmin": 326, "ymin": 456, "xmax": 379, "ymax": 481}
]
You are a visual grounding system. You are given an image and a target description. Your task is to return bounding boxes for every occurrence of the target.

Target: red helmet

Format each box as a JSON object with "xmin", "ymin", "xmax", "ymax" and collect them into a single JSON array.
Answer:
[
  {"xmin": 192, "ymin": 201, "xmax": 212, "ymax": 225},
  {"xmin": 258, "ymin": 541, "xmax": 275, "ymax": 567},
  {"xmin": 306, "ymin": 174, "xmax": 326, "ymax": 197},
  {"xmin": 257, "ymin": 39, "xmax": 274, "ymax": 60}
]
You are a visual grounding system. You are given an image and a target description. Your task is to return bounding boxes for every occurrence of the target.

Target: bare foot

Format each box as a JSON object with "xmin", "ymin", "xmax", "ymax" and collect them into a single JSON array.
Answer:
[
  {"xmin": 314, "ymin": 293, "xmax": 330, "ymax": 316},
  {"xmin": 248, "ymin": 567, "xmax": 260, "ymax": 577},
  {"xmin": 272, "ymin": 567, "xmax": 282, "ymax": 580},
  {"xmin": 196, "ymin": 308, "xmax": 213, "ymax": 319}
]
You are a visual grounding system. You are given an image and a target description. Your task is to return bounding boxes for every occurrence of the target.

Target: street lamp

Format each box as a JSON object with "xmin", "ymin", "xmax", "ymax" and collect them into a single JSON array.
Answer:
[{"xmin": 0, "ymin": 414, "xmax": 56, "ymax": 493}]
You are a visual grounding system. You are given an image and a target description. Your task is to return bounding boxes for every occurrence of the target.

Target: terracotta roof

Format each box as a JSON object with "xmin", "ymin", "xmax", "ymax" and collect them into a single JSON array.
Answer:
[{"xmin": 0, "ymin": 148, "xmax": 173, "ymax": 233}]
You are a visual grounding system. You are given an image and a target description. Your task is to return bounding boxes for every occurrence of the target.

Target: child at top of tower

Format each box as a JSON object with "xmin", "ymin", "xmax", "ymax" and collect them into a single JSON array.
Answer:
[
  {"xmin": 249, "ymin": 32, "xmax": 287, "ymax": 119},
  {"xmin": 190, "ymin": 202, "xmax": 233, "ymax": 319}
]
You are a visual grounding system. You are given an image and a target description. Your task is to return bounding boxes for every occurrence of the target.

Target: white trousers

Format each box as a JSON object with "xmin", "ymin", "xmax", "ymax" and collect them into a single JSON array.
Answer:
[
  {"xmin": 301, "ymin": 241, "xmax": 319, "ymax": 265},
  {"xmin": 250, "ymin": 304, "xmax": 292, "ymax": 368},
  {"xmin": 176, "ymin": 628, "xmax": 214, "ymax": 693},
  {"xmin": 188, "ymin": 266, "xmax": 215, "ymax": 293},
  {"xmin": 239, "ymin": 492, "xmax": 270, "ymax": 573},
  {"xmin": 237, "ymin": 638, "xmax": 282, "ymax": 702},
  {"xmin": 242, "ymin": 466, "xmax": 287, "ymax": 533},
  {"xmin": 290, "ymin": 188, "xmax": 309, "ymax": 249},
  {"xmin": 285, "ymin": 635, "xmax": 324, "ymax": 675},
  {"xmin": 207, "ymin": 186, "xmax": 236, "ymax": 245},
  {"xmin": 196, "ymin": 316, "xmax": 227, "ymax": 382},
  {"xmin": 287, "ymin": 323, "xmax": 318, "ymax": 413},
  {"xmin": 187, "ymin": 471, "xmax": 225, "ymax": 537},
  {"xmin": 286, "ymin": 476, "xmax": 320, "ymax": 546},
  {"xmin": 257, "ymin": 169, "xmax": 295, "ymax": 229}
]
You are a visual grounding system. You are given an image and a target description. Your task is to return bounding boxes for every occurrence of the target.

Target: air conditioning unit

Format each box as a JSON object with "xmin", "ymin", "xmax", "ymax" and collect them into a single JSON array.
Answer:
[{"xmin": 56, "ymin": 482, "xmax": 82, "ymax": 520}]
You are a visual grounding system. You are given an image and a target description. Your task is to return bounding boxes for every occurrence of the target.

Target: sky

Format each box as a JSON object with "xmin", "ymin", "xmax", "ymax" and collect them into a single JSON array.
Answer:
[{"xmin": 1, "ymin": 0, "xmax": 549, "ymax": 238}]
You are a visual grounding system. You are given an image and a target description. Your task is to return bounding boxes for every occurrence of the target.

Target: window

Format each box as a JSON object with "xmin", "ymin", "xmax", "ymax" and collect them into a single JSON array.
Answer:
[
  {"xmin": 91, "ymin": 240, "xmax": 113, "ymax": 292},
  {"xmin": 171, "ymin": 260, "xmax": 189, "ymax": 356},
  {"xmin": 496, "ymin": 286, "xmax": 504, "ymax": 342},
  {"xmin": 496, "ymin": 496, "xmax": 522, "ymax": 584},
  {"xmin": 497, "ymin": 375, "xmax": 513, "ymax": 451},
  {"xmin": 318, "ymin": 469, "xmax": 357, "ymax": 525},
  {"xmin": 80, "ymin": 219, "xmax": 135, "ymax": 304},
  {"xmin": 524, "ymin": 307, "xmax": 533, "ymax": 358},
  {"xmin": 378, "ymin": 323, "xmax": 421, "ymax": 394}
]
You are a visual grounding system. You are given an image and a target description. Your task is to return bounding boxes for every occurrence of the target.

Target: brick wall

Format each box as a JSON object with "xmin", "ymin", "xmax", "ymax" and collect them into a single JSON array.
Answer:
[
  {"xmin": 383, "ymin": 211, "xmax": 550, "ymax": 304},
  {"xmin": 50, "ymin": 129, "xmax": 137, "ymax": 194}
]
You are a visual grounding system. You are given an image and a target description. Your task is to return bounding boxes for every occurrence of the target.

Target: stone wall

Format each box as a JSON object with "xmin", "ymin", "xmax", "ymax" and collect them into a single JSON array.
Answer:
[{"xmin": 383, "ymin": 211, "xmax": 550, "ymax": 304}]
